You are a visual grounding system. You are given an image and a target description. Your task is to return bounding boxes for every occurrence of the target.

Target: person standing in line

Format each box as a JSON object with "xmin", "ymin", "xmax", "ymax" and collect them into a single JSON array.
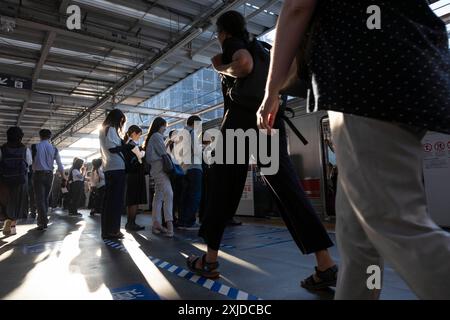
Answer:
[
  {"xmin": 177, "ymin": 116, "xmax": 203, "ymax": 230},
  {"xmin": 0, "ymin": 127, "xmax": 32, "ymax": 236},
  {"xmin": 99, "ymin": 109, "xmax": 132, "ymax": 240},
  {"xmin": 32, "ymin": 129, "xmax": 67, "ymax": 231},
  {"xmin": 124, "ymin": 125, "xmax": 147, "ymax": 231},
  {"xmin": 88, "ymin": 158, "xmax": 105, "ymax": 216},
  {"xmin": 257, "ymin": 0, "xmax": 450, "ymax": 299},
  {"xmin": 187, "ymin": 11, "xmax": 337, "ymax": 288},
  {"xmin": 67, "ymin": 157, "xmax": 85, "ymax": 217},
  {"xmin": 27, "ymin": 166, "xmax": 37, "ymax": 219},
  {"xmin": 166, "ymin": 129, "xmax": 184, "ymax": 226},
  {"xmin": 144, "ymin": 117, "xmax": 174, "ymax": 237}
]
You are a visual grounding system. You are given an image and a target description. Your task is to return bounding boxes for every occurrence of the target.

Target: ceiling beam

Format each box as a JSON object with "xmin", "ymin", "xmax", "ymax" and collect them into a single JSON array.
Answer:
[
  {"xmin": 6, "ymin": 16, "xmax": 153, "ymax": 56},
  {"xmin": 17, "ymin": 31, "xmax": 56, "ymax": 126},
  {"xmin": 49, "ymin": 0, "xmax": 263, "ymax": 147},
  {"xmin": 111, "ymin": 104, "xmax": 191, "ymax": 119}
]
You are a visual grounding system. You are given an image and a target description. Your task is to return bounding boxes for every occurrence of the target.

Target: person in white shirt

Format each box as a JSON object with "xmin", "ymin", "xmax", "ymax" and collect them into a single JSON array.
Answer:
[
  {"xmin": 99, "ymin": 109, "xmax": 131, "ymax": 240},
  {"xmin": 68, "ymin": 158, "xmax": 86, "ymax": 217},
  {"xmin": 88, "ymin": 158, "xmax": 105, "ymax": 216},
  {"xmin": 0, "ymin": 126, "xmax": 33, "ymax": 236}
]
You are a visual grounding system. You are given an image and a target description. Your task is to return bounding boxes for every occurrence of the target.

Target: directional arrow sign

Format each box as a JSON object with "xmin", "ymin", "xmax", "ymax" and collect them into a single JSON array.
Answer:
[{"xmin": 0, "ymin": 73, "xmax": 32, "ymax": 90}]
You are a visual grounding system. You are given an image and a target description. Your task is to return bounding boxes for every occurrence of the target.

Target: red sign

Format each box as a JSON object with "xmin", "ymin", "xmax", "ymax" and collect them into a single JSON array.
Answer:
[
  {"xmin": 435, "ymin": 141, "xmax": 445, "ymax": 152},
  {"xmin": 424, "ymin": 143, "xmax": 433, "ymax": 152},
  {"xmin": 301, "ymin": 179, "xmax": 321, "ymax": 199}
]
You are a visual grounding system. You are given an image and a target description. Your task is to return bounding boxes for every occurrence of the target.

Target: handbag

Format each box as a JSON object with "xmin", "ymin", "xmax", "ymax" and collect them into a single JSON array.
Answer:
[
  {"xmin": 173, "ymin": 163, "xmax": 185, "ymax": 176},
  {"xmin": 161, "ymin": 154, "xmax": 174, "ymax": 174}
]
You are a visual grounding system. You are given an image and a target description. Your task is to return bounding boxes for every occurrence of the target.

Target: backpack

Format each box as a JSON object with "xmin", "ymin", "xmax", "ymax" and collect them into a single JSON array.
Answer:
[
  {"xmin": 228, "ymin": 39, "xmax": 272, "ymax": 112},
  {"xmin": 0, "ymin": 146, "xmax": 28, "ymax": 186}
]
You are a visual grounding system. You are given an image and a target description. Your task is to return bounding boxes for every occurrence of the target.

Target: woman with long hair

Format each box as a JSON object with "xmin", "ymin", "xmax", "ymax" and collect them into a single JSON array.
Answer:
[
  {"xmin": 187, "ymin": 10, "xmax": 337, "ymax": 286},
  {"xmin": 68, "ymin": 157, "xmax": 85, "ymax": 217},
  {"xmin": 124, "ymin": 125, "xmax": 147, "ymax": 231},
  {"xmin": 99, "ymin": 109, "xmax": 131, "ymax": 240},
  {"xmin": 0, "ymin": 126, "xmax": 32, "ymax": 236},
  {"xmin": 144, "ymin": 117, "xmax": 174, "ymax": 237}
]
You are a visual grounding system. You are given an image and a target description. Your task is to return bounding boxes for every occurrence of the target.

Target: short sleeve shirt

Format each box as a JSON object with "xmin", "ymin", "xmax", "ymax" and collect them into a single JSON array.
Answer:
[{"xmin": 99, "ymin": 127, "xmax": 125, "ymax": 172}]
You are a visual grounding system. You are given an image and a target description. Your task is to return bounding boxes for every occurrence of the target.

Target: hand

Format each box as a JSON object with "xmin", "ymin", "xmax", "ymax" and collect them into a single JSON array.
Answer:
[
  {"xmin": 257, "ymin": 94, "xmax": 281, "ymax": 134},
  {"xmin": 211, "ymin": 54, "xmax": 223, "ymax": 70}
]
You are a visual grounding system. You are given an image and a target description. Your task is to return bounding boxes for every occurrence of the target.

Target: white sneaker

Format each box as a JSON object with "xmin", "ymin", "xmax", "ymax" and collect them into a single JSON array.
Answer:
[{"xmin": 151, "ymin": 227, "xmax": 161, "ymax": 235}]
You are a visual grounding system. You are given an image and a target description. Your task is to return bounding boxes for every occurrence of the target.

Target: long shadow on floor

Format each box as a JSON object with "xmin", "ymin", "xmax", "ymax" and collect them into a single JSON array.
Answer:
[
  {"xmin": 127, "ymin": 228, "xmax": 335, "ymax": 300},
  {"xmin": 0, "ymin": 212, "xmax": 82, "ymax": 299}
]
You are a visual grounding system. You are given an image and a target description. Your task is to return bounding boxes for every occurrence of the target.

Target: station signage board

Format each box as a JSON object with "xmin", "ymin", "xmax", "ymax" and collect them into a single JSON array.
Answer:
[{"xmin": 0, "ymin": 73, "xmax": 32, "ymax": 90}]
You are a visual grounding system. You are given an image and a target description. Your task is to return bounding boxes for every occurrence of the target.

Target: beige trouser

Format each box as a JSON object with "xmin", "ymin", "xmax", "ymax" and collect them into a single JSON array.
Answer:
[
  {"xmin": 150, "ymin": 160, "xmax": 173, "ymax": 225},
  {"xmin": 328, "ymin": 111, "xmax": 450, "ymax": 300}
]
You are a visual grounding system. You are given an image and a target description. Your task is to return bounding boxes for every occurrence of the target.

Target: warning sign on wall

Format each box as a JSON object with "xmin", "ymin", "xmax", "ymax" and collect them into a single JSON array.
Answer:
[
  {"xmin": 422, "ymin": 132, "xmax": 450, "ymax": 227},
  {"xmin": 240, "ymin": 169, "xmax": 254, "ymax": 201},
  {"xmin": 422, "ymin": 135, "xmax": 449, "ymax": 170}
]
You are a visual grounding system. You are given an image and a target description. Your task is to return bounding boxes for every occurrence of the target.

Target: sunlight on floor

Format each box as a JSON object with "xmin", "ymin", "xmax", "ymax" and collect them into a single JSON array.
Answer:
[
  {"xmin": 121, "ymin": 233, "xmax": 180, "ymax": 300},
  {"xmin": 4, "ymin": 220, "xmax": 112, "ymax": 300},
  {"xmin": 186, "ymin": 243, "xmax": 270, "ymax": 276}
]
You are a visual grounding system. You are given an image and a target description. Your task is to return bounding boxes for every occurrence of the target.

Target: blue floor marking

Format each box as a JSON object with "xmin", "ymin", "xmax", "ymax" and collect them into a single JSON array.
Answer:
[
  {"xmin": 148, "ymin": 255, "xmax": 262, "ymax": 301},
  {"xmin": 196, "ymin": 277, "xmax": 207, "ymax": 286},
  {"xmin": 228, "ymin": 287, "xmax": 239, "ymax": 299},
  {"xmin": 110, "ymin": 284, "xmax": 160, "ymax": 300},
  {"xmin": 210, "ymin": 282, "xmax": 222, "ymax": 293},
  {"xmin": 102, "ymin": 240, "xmax": 263, "ymax": 300}
]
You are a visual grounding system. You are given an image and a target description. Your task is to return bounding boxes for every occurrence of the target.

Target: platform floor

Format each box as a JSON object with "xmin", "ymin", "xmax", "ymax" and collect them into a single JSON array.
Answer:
[{"xmin": 0, "ymin": 209, "xmax": 417, "ymax": 300}]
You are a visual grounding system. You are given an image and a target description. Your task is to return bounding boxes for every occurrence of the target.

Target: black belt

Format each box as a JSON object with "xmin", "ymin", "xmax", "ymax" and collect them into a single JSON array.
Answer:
[{"xmin": 34, "ymin": 170, "xmax": 53, "ymax": 174}]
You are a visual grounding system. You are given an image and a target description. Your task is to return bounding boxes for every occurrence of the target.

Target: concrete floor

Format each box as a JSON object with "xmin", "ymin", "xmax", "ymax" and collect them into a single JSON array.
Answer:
[{"xmin": 0, "ymin": 209, "xmax": 417, "ymax": 300}]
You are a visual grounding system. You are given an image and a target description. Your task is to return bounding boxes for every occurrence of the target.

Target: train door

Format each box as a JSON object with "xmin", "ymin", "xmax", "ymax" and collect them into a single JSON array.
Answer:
[{"xmin": 320, "ymin": 116, "xmax": 337, "ymax": 221}]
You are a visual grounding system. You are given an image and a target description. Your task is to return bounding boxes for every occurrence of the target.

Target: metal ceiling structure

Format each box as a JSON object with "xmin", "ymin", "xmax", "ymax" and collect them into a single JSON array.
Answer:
[
  {"xmin": 0, "ymin": 0, "xmax": 282, "ymax": 151},
  {"xmin": 0, "ymin": 0, "xmax": 449, "ymax": 167}
]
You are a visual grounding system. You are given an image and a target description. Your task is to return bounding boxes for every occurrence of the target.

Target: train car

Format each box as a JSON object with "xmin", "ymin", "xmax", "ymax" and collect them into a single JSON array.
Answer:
[{"xmin": 203, "ymin": 97, "xmax": 450, "ymax": 228}]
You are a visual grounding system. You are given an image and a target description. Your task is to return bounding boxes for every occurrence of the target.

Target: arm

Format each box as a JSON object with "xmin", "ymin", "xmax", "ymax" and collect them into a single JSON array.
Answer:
[
  {"xmin": 212, "ymin": 49, "xmax": 253, "ymax": 78},
  {"xmin": 54, "ymin": 148, "xmax": 66, "ymax": 178},
  {"xmin": 73, "ymin": 169, "xmax": 84, "ymax": 181},
  {"xmin": 109, "ymin": 144, "xmax": 134, "ymax": 154},
  {"xmin": 154, "ymin": 134, "xmax": 168, "ymax": 157},
  {"xmin": 257, "ymin": 0, "xmax": 318, "ymax": 131},
  {"xmin": 105, "ymin": 128, "xmax": 130, "ymax": 154},
  {"xmin": 26, "ymin": 148, "xmax": 32, "ymax": 166}
]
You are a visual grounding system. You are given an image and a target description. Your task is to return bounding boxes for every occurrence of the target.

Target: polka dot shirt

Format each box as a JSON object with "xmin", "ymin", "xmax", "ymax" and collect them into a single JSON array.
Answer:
[{"xmin": 306, "ymin": 0, "xmax": 450, "ymax": 134}]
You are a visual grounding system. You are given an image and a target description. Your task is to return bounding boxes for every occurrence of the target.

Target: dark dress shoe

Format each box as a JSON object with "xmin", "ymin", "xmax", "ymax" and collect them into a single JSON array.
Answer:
[{"xmin": 125, "ymin": 223, "xmax": 145, "ymax": 231}]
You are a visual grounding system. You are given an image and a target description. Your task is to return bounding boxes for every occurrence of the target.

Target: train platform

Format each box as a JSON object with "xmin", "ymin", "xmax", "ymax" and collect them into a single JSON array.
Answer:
[{"xmin": 0, "ymin": 209, "xmax": 416, "ymax": 300}]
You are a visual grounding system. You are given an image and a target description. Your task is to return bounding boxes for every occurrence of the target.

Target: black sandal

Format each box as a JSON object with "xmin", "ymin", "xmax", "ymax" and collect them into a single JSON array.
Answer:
[
  {"xmin": 186, "ymin": 254, "xmax": 220, "ymax": 279},
  {"xmin": 300, "ymin": 265, "xmax": 338, "ymax": 290}
]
